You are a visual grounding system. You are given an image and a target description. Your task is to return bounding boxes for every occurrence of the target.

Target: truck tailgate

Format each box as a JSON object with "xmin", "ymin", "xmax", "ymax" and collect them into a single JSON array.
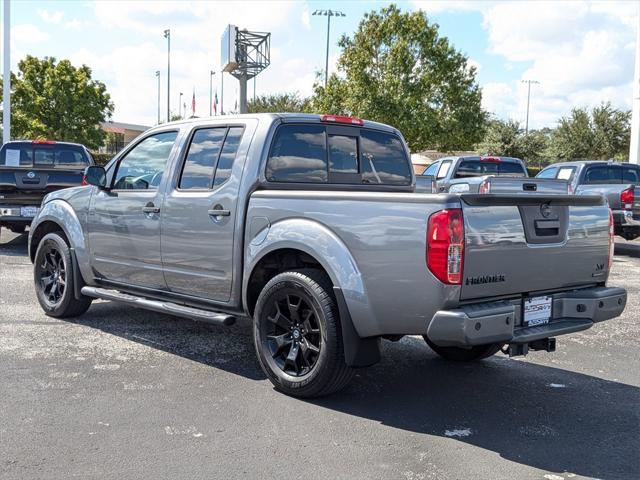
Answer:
[
  {"xmin": 485, "ymin": 177, "xmax": 568, "ymax": 194},
  {"xmin": 460, "ymin": 194, "xmax": 609, "ymax": 300},
  {"xmin": 0, "ymin": 168, "xmax": 84, "ymax": 205}
]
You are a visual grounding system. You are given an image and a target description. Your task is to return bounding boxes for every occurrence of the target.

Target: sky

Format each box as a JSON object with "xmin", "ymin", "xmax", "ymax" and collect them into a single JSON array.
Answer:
[{"xmin": 2, "ymin": 0, "xmax": 639, "ymax": 131}]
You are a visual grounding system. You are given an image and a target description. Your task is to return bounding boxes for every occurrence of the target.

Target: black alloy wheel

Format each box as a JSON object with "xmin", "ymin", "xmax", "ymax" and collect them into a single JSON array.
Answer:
[{"xmin": 263, "ymin": 292, "xmax": 322, "ymax": 377}]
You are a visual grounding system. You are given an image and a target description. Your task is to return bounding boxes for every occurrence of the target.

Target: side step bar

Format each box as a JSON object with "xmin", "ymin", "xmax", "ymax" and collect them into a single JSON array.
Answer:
[{"xmin": 80, "ymin": 286, "xmax": 236, "ymax": 326}]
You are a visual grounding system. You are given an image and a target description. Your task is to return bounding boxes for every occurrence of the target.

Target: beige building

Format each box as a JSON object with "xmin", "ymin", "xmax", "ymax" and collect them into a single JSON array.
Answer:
[{"xmin": 99, "ymin": 121, "xmax": 150, "ymax": 154}]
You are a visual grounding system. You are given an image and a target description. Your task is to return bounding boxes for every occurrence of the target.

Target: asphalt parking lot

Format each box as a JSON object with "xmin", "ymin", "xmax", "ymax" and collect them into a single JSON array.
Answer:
[{"xmin": 0, "ymin": 229, "xmax": 638, "ymax": 480}]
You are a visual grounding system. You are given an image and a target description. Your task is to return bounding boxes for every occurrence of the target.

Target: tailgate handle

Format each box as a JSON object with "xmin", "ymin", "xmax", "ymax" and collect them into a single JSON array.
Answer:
[
  {"xmin": 535, "ymin": 219, "xmax": 560, "ymax": 233},
  {"xmin": 523, "ymin": 183, "xmax": 537, "ymax": 191}
]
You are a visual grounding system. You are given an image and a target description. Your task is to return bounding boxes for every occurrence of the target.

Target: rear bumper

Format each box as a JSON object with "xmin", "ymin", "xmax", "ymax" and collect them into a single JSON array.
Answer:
[
  {"xmin": 613, "ymin": 209, "xmax": 640, "ymax": 227},
  {"xmin": 427, "ymin": 286, "xmax": 627, "ymax": 347},
  {"xmin": 0, "ymin": 205, "xmax": 40, "ymax": 224}
]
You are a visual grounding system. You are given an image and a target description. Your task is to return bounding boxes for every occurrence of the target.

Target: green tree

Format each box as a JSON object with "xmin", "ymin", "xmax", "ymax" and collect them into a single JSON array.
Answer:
[
  {"xmin": 248, "ymin": 92, "xmax": 310, "ymax": 113},
  {"xmin": 550, "ymin": 102, "xmax": 631, "ymax": 160},
  {"xmin": 476, "ymin": 118, "xmax": 551, "ymax": 164},
  {"xmin": 310, "ymin": 4, "xmax": 487, "ymax": 151},
  {"xmin": 1, "ymin": 55, "xmax": 113, "ymax": 149}
]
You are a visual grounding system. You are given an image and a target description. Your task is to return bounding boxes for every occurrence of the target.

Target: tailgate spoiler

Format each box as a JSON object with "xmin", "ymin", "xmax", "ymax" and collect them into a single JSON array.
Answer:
[{"xmin": 461, "ymin": 193, "xmax": 605, "ymax": 207}]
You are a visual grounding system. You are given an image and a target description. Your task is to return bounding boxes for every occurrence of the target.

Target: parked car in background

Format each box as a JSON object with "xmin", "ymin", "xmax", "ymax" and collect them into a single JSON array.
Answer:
[
  {"xmin": 420, "ymin": 155, "xmax": 566, "ymax": 194},
  {"xmin": 28, "ymin": 114, "xmax": 626, "ymax": 397},
  {"xmin": 0, "ymin": 140, "xmax": 93, "ymax": 239},
  {"xmin": 537, "ymin": 161, "xmax": 640, "ymax": 240}
]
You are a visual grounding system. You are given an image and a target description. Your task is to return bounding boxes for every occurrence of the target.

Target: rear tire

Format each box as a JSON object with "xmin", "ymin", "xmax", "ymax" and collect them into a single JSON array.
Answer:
[
  {"xmin": 33, "ymin": 232, "xmax": 92, "ymax": 318},
  {"xmin": 423, "ymin": 336, "xmax": 503, "ymax": 361},
  {"xmin": 253, "ymin": 269, "xmax": 354, "ymax": 398}
]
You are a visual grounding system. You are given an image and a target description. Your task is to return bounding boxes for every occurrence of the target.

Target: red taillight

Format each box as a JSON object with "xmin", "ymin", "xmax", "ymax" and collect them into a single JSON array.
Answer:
[
  {"xmin": 320, "ymin": 114, "xmax": 364, "ymax": 126},
  {"xmin": 608, "ymin": 208, "xmax": 614, "ymax": 270},
  {"xmin": 32, "ymin": 139, "xmax": 56, "ymax": 145},
  {"xmin": 81, "ymin": 175, "xmax": 88, "ymax": 186},
  {"xmin": 478, "ymin": 178, "xmax": 491, "ymax": 194},
  {"xmin": 427, "ymin": 209, "xmax": 464, "ymax": 284},
  {"xmin": 620, "ymin": 187, "xmax": 634, "ymax": 210}
]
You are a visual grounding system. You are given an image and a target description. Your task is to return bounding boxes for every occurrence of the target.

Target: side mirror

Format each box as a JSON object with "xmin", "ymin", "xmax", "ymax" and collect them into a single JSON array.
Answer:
[{"xmin": 84, "ymin": 165, "xmax": 107, "ymax": 189}]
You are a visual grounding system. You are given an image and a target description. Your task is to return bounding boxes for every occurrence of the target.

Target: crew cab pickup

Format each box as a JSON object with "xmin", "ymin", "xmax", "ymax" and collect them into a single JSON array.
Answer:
[
  {"xmin": 537, "ymin": 161, "xmax": 640, "ymax": 240},
  {"xmin": 0, "ymin": 140, "xmax": 93, "ymax": 238},
  {"xmin": 421, "ymin": 155, "xmax": 567, "ymax": 194},
  {"xmin": 28, "ymin": 114, "xmax": 627, "ymax": 397}
]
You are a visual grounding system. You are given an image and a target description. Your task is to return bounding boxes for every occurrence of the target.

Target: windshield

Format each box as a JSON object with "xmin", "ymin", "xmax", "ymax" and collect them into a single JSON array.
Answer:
[{"xmin": 0, "ymin": 144, "xmax": 90, "ymax": 168}]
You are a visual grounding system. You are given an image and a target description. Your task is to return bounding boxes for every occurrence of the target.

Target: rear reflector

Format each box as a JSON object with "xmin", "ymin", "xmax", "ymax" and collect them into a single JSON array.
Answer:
[
  {"xmin": 427, "ymin": 209, "xmax": 464, "ymax": 284},
  {"xmin": 608, "ymin": 208, "xmax": 614, "ymax": 270},
  {"xmin": 620, "ymin": 187, "xmax": 634, "ymax": 210},
  {"xmin": 320, "ymin": 114, "xmax": 364, "ymax": 126}
]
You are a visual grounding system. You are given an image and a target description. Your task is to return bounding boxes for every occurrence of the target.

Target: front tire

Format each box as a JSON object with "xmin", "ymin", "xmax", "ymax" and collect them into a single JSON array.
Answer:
[
  {"xmin": 34, "ymin": 232, "xmax": 92, "ymax": 318},
  {"xmin": 253, "ymin": 269, "xmax": 354, "ymax": 398},
  {"xmin": 423, "ymin": 336, "xmax": 503, "ymax": 361}
]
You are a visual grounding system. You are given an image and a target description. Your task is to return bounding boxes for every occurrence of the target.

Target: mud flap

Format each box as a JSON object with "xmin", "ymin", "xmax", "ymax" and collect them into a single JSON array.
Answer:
[{"xmin": 333, "ymin": 286, "xmax": 381, "ymax": 368}]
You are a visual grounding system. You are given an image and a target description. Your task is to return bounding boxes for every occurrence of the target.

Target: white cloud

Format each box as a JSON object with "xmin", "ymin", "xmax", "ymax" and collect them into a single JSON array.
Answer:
[
  {"xmin": 11, "ymin": 24, "xmax": 50, "ymax": 44},
  {"xmin": 301, "ymin": 9, "xmax": 311, "ymax": 30},
  {"xmin": 37, "ymin": 9, "xmax": 64, "ymax": 24}
]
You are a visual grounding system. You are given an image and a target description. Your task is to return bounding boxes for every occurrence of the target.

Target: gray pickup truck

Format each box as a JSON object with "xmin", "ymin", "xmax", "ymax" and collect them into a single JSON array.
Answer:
[
  {"xmin": 537, "ymin": 161, "xmax": 640, "ymax": 240},
  {"xmin": 422, "ymin": 155, "xmax": 567, "ymax": 194},
  {"xmin": 28, "ymin": 114, "xmax": 627, "ymax": 397}
]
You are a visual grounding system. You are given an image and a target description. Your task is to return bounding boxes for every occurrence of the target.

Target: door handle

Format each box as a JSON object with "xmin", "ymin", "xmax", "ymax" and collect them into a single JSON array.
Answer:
[
  {"xmin": 208, "ymin": 208, "xmax": 231, "ymax": 217},
  {"xmin": 142, "ymin": 202, "xmax": 160, "ymax": 214}
]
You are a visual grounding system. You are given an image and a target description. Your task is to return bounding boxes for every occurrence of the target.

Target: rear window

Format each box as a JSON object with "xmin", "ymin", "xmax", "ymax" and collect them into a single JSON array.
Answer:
[
  {"xmin": 536, "ymin": 167, "xmax": 557, "ymax": 179},
  {"xmin": 583, "ymin": 165, "xmax": 640, "ymax": 185},
  {"xmin": 455, "ymin": 159, "xmax": 526, "ymax": 178},
  {"xmin": 0, "ymin": 144, "xmax": 89, "ymax": 168},
  {"xmin": 266, "ymin": 124, "xmax": 411, "ymax": 186}
]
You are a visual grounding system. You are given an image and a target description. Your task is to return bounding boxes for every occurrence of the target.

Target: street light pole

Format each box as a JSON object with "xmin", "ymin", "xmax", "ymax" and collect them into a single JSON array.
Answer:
[
  {"xmin": 179, "ymin": 92, "xmax": 183, "ymax": 119},
  {"xmin": 522, "ymin": 79, "xmax": 540, "ymax": 135},
  {"xmin": 312, "ymin": 9, "xmax": 346, "ymax": 87},
  {"xmin": 209, "ymin": 70, "xmax": 215, "ymax": 117},
  {"xmin": 164, "ymin": 29, "xmax": 170, "ymax": 122},
  {"xmin": 155, "ymin": 71, "xmax": 160, "ymax": 124},
  {"xmin": 221, "ymin": 71, "xmax": 224, "ymax": 115},
  {"xmin": 3, "ymin": 0, "xmax": 11, "ymax": 143}
]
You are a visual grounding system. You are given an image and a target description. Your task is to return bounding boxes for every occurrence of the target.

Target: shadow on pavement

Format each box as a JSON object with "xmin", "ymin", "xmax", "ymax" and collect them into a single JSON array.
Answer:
[
  {"xmin": 65, "ymin": 301, "xmax": 638, "ymax": 480},
  {"xmin": 615, "ymin": 240, "xmax": 640, "ymax": 258},
  {"xmin": 0, "ymin": 230, "xmax": 28, "ymax": 257}
]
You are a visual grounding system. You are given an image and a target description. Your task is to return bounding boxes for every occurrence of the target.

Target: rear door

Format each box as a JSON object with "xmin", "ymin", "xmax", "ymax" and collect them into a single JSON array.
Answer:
[
  {"xmin": 459, "ymin": 194, "xmax": 610, "ymax": 300},
  {"xmin": 160, "ymin": 123, "xmax": 248, "ymax": 301}
]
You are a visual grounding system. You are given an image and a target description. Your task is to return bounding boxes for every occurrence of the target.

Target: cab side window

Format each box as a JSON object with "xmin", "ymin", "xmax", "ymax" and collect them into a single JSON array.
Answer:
[
  {"xmin": 422, "ymin": 162, "xmax": 439, "ymax": 176},
  {"xmin": 113, "ymin": 131, "xmax": 178, "ymax": 190},
  {"xmin": 437, "ymin": 160, "xmax": 452, "ymax": 179}
]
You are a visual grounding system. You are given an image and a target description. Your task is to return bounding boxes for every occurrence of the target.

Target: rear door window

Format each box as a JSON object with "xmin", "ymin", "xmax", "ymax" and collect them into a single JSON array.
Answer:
[
  {"xmin": 436, "ymin": 161, "xmax": 452, "ymax": 179},
  {"xmin": 266, "ymin": 124, "xmax": 327, "ymax": 183},
  {"xmin": 422, "ymin": 162, "xmax": 439, "ymax": 176},
  {"xmin": 556, "ymin": 167, "xmax": 575, "ymax": 181},
  {"xmin": 213, "ymin": 127, "xmax": 244, "ymax": 187},
  {"xmin": 179, "ymin": 128, "xmax": 226, "ymax": 190}
]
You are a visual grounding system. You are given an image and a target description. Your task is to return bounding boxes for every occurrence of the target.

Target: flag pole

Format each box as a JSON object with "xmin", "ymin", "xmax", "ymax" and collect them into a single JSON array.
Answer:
[{"xmin": 630, "ymin": 10, "xmax": 640, "ymax": 164}]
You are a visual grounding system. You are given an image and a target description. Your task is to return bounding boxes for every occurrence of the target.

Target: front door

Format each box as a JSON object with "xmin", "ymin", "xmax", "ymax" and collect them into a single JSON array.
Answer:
[
  {"xmin": 88, "ymin": 130, "xmax": 179, "ymax": 289},
  {"xmin": 161, "ymin": 125, "xmax": 246, "ymax": 302}
]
